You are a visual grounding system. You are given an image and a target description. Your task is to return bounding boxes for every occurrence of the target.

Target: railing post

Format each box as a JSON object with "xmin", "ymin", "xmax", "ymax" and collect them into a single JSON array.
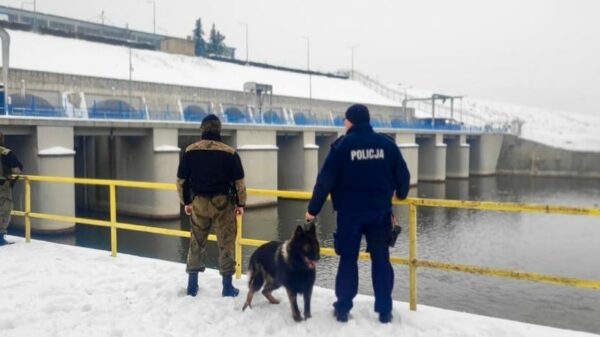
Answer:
[
  {"xmin": 235, "ymin": 214, "xmax": 242, "ymax": 279},
  {"xmin": 109, "ymin": 184, "xmax": 117, "ymax": 257},
  {"xmin": 409, "ymin": 202, "xmax": 418, "ymax": 311},
  {"xmin": 24, "ymin": 177, "xmax": 31, "ymax": 243}
]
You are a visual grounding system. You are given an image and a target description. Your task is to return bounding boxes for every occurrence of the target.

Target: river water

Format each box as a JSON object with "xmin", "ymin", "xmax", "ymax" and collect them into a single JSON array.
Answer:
[{"xmin": 18, "ymin": 176, "xmax": 600, "ymax": 334}]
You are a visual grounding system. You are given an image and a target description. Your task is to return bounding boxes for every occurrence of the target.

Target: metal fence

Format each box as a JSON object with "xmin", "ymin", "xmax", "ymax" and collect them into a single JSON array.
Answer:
[
  {"xmin": 11, "ymin": 175, "xmax": 600, "ymax": 311},
  {"xmin": 2, "ymin": 106, "xmax": 497, "ymax": 132}
]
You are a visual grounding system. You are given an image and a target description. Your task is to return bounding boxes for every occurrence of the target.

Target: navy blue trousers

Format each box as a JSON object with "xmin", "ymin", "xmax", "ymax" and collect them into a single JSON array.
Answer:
[{"xmin": 333, "ymin": 211, "xmax": 394, "ymax": 314}]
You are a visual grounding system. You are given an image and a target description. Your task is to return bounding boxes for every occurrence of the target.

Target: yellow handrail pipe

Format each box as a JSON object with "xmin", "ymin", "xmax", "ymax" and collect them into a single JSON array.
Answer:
[{"xmin": 8, "ymin": 174, "xmax": 600, "ymax": 312}]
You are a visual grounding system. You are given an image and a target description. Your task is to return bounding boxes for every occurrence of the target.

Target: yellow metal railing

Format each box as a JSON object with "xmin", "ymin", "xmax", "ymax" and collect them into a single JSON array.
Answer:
[{"xmin": 9, "ymin": 174, "xmax": 600, "ymax": 311}]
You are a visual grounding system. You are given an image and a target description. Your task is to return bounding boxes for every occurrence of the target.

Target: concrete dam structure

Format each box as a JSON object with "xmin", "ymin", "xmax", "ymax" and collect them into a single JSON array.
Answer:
[
  {"xmin": 0, "ymin": 26, "xmax": 504, "ymax": 233},
  {"xmin": 2, "ymin": 119, "xmax": 503, "ymax": 233}
]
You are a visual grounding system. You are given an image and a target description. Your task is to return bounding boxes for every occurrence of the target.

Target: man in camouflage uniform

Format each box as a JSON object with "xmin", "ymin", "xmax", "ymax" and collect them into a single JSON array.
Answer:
[
  {"xmin": 0, "ymin": 131, "xmax": 23, "ymax": 246},
  {"xmin": 176, "ymin": 114, "xmax": 247, "ymax": 297}
]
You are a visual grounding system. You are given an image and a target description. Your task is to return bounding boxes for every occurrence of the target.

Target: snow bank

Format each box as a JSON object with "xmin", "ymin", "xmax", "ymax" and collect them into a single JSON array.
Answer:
[
  {"xmin": 7, "ymin": 30, "xmax": 399, "ymax": 108},
  {"xmin": 1, "ymin": 236, "xmax": 596, "ymax": 337}
]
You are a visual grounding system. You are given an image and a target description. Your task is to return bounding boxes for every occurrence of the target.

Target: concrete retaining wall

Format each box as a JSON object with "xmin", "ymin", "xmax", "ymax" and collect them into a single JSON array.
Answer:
[
  {"xmin": 4, "ymin": 68, "xmax": 404, "ymax": 119},
  {"xmin": 497, "ymin": 134, "xmax": 600, "ymax": 178}
]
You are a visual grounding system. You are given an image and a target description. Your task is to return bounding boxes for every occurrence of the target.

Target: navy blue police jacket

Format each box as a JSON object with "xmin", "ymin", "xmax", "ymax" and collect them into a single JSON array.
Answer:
[{"xmin": 307, "ymin": 122, "xmax": 410, "ymax": 215}]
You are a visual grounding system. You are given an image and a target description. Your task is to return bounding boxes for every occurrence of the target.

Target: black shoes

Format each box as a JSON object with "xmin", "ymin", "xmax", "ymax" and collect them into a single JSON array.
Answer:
[
  {"xmin": 221, "ymin": 275, "xmax": 239, "ymax": 297},
  {"xmin": 379, "ymin": 311, "xmax": 393, "ymax": 323},
  {"xmin": 334, "ymin": 308, "xmax": 349, "ymax": 322},
  {"xmin": 0, "ymin": 234, "xmax": 12, "ymax": 246},
  {"xmin": 186, "ymin": 272, "xmax": 198, "ymax": 297},
  {"xmin": 334, "ymin": 308, "xmax": 390, "ymax": 323}
]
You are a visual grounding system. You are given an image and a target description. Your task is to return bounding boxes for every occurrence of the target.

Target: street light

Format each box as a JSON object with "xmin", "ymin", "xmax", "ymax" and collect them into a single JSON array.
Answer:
[
  {"xmin": 301, "ymin": 36, "xmax": 312, "ymax": 113},
  {"xmin": 239, "ymin": 22, "xmax": 248, "ymax": 64},
  {"xmin": 0, "ymin": 28, "xmax": 10, "ymax": 115},
  {"xmin": 348, "ymin": 45, "xmax": 359, "ymax": 79},
  {"xmin": 128, "ymin": 45, "xmax": 134, "ymax": 112},
  {"xmin": 147, "ymin": 0, "xmax": 156, "ymax": 34}
]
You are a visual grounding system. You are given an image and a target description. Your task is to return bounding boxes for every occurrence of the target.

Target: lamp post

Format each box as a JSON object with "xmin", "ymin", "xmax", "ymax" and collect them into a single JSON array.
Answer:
[
  {"xmin": 0, "ymin": 28, "xmax": 10, "ymax": 115},
  {"xmin": 349, "ymin": 45, "xmax": 359, "ymax": 79},
  {"xmin": 128, "ymin": 45, "xmax": 133, "ymax": 113},
  {"xmin": 147, "ymin": 0, "xmax": 156, "ymax": 34},
  {"xmin": 239, "ymin": 22, "xmax": 248, "ymax": 64},
  {"xmin": 302, "ymin": 36, "xmax": 312, "ymax": 113}
]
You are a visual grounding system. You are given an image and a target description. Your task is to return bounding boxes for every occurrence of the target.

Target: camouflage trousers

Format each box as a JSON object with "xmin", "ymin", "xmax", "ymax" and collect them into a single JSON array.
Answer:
[
  {"xmin": 0, "ymin": 183, "xmax": 13, "ymax": 234},
  {"xmin": 186, "ymin": 194, "xmax": 237, "ymax": 276}
]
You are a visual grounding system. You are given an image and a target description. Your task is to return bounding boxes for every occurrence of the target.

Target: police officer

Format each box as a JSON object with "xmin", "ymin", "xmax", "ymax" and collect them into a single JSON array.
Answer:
[
  {"xmin": 176, "ymin": 114, "xmax": 247, "ymax": 297},
  {"xmin": 305, "ymin": 104, "xmax": 410, "ymax": 323},
  {"xmin": 0, "ymin": 131, "xmax": 23, "ymax": 246}
]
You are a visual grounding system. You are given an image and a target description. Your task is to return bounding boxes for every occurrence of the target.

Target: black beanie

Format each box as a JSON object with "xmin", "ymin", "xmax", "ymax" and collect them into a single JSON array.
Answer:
[
  {"xmin": 200, "ymin": 114, "xmax": 222, "ymax": 134},
  {"xmin": 345, "ymin": 104, "xmax": 370, "ymax": 125}
]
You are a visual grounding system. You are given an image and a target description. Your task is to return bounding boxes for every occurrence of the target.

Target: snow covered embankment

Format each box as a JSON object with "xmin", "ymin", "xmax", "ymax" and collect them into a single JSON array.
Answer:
[{"xmin": 1, "ymin": 237, "xmax": 597, "ymax": 337}]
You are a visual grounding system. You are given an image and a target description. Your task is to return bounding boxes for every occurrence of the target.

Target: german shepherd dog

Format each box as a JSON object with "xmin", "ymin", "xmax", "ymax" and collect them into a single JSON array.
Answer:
[{"xmin": 242, "ymin": 222, "xmax": 320, "ymax": 322}]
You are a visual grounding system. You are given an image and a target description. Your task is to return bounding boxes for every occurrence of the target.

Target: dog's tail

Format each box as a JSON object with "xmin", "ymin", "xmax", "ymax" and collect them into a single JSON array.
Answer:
[
  {"xmin": 243, "ymin": 258, "xmax": 264, "ymax": 311},
  {"xmin": 247, "ymin": 259, "xmax": 265, "ymax": 291}
]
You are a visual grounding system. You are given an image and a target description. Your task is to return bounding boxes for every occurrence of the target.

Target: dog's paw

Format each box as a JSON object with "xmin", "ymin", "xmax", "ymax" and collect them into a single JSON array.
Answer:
[{"xmin": 242, "ymin": 302, "xmax": 252, "ymax": 311}]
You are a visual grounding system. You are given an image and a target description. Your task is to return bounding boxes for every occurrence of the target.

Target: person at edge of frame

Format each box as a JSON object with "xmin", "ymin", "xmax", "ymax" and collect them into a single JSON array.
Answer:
[{"xmin": 0, "ymin": 131, "xmax": 24, "ymax": 246}]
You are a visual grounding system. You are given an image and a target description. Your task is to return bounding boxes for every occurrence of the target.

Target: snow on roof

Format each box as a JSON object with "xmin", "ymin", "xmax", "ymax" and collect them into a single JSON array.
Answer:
[
  {"xmin": 2, "ymin": 237, "xmax": 595, "ymax": 337},
  {"xmin": 7, "ymin": 30, "xmax": 400, "ymax": 108}
]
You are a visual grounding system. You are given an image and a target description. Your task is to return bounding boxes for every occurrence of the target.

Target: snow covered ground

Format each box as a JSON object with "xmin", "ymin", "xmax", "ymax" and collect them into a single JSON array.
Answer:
[
  {"xmin": 1, "ymin": 236, "xmax": 597, "ymax": 337},
  {"xmin": 399, "ymin": 87, "xmax": 600, "ymax": 152},
  {"xmin": 7, "ymin": 30, "xmax": 399, "ymax": 107}
]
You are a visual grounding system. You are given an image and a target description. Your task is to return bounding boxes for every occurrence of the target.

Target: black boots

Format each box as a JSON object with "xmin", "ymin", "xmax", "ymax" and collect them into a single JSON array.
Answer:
[
  {"xmin": 334, "ymin": 308, "xmax": 349, "ymax": 322},
  {"xmin": 221, "ymin": 275, "xmax": 239, "ymax": 297},
  {"xmin": 0, "ymin": 234, "xmax": 10, "ymax": 246},
  {"xmin": 186, "ymin": 273, "xmax": 238, "ymax": 297},
  {"xmin": 379, "ymin": 311, "xmax": 393, "ymax": 323},
  {"xmin": 186, "ymin": 272, "xmax": 198, "ymax": 297}
]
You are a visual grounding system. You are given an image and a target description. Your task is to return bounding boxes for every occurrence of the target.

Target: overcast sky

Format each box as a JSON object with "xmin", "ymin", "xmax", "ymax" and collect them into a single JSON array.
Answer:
[{"xmin": 4, "ymin": 0, "xmax": 599, "ymax": 115}]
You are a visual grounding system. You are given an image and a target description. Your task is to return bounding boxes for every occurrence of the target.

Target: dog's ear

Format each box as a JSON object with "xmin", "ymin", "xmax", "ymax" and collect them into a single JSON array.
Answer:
[{"xmin": 293, "ymin": 225, "xmax": 304, "ymax": 239}]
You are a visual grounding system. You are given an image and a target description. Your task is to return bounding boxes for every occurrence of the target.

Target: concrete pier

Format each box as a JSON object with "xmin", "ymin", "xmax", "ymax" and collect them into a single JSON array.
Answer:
[
  {"xmin": 278, "ymin": 131, "xmax": 318, "ymax": 192},
  {"xmin": 417, "ymin": 134, "xmax": 447, "ymax": 182},
  {"xmin": 114, "ymin": 128, "xmax": 180, "ymax": 218},
  {"xmin": 316, "ymin": 132, "xmax": 342, "ymax": 171},
  {"xmin": 469, "ymin": 134, "xmax": 503, "ymax": 175},
  {"xmin": 236, "ymin": 129, "xmax": 278, "ymax": 206},
  {"xmin": 446, "ymin": 134, "xmax": 470, "ymax": 179},
  {"xmin": 396, "ymin": 133, "xmax": 419, "ymax": 186},
  {"xmin": 26, "ymin": 126, "xmax": 76, "ymax": 233}
]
